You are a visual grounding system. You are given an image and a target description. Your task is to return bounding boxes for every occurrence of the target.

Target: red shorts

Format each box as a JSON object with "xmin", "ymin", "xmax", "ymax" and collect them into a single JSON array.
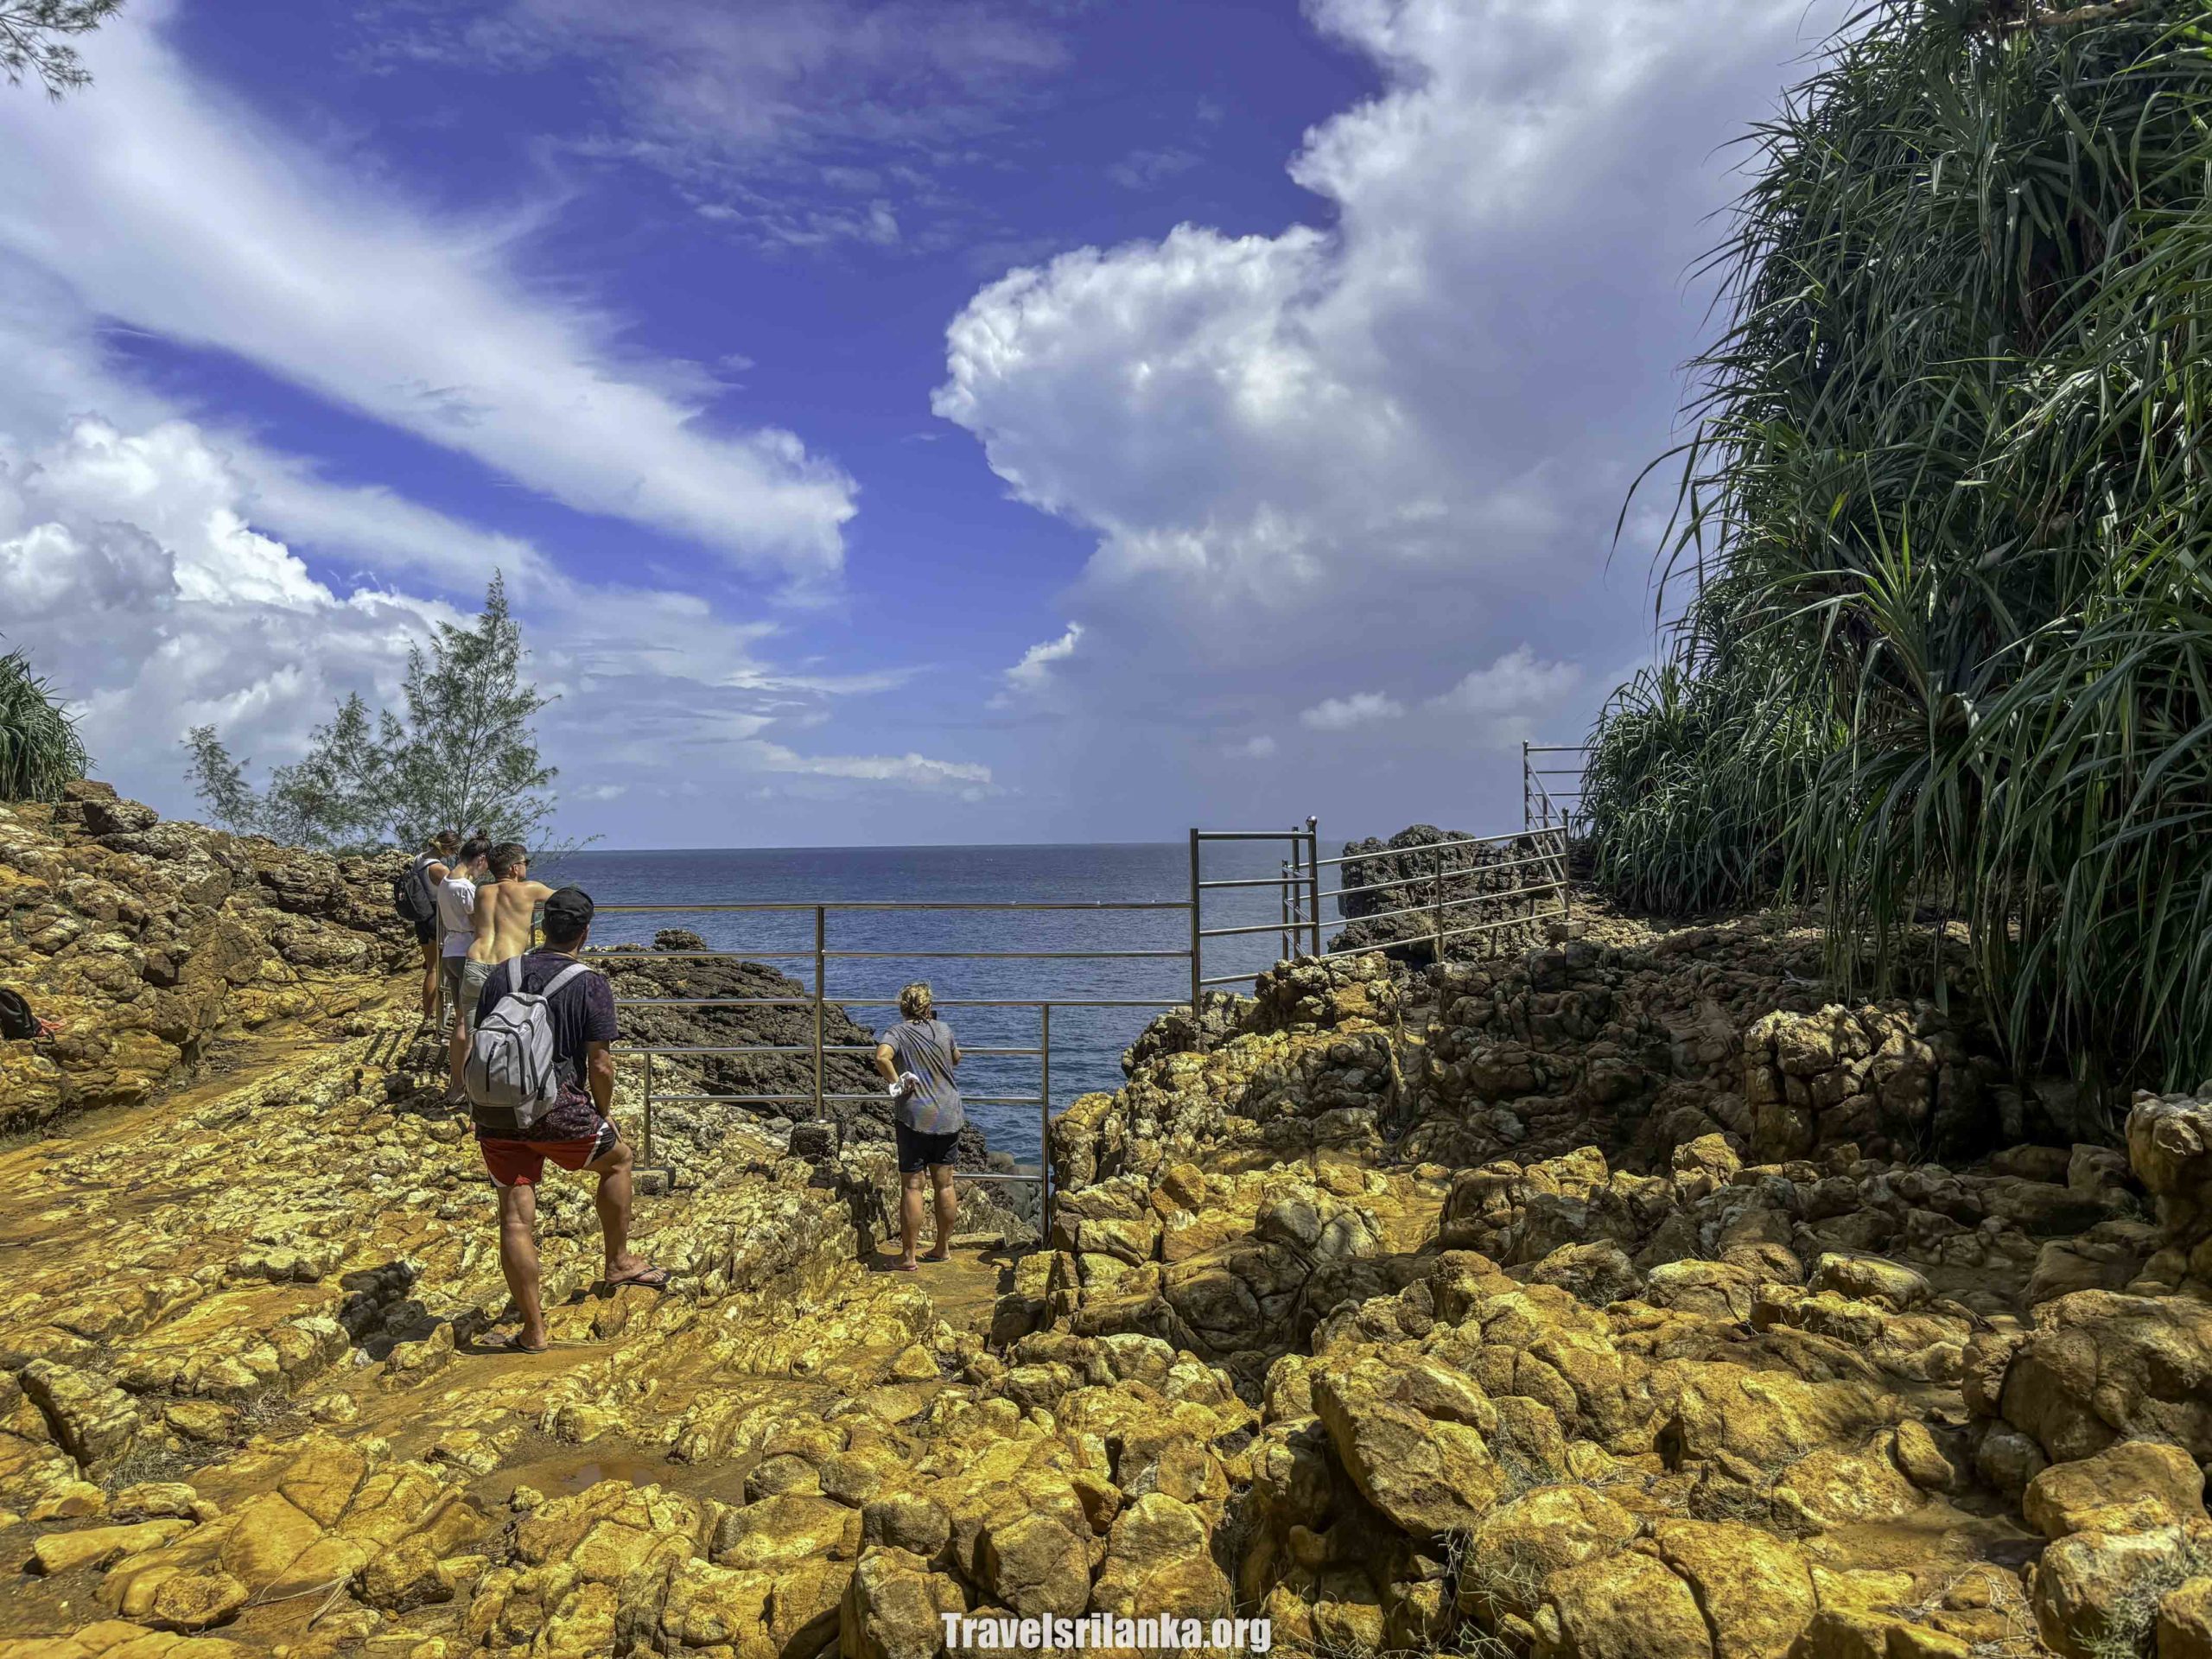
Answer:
[{"xmin": 480, "ymin": 1118, "xmax": 618, "ymax": 1187}]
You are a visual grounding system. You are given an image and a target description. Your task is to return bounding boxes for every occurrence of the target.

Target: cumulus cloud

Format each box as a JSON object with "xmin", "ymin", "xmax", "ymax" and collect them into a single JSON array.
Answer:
[
  {"xmin": 0, "ymin": 418, "xmax": 457, "ymax": 786},
  {"xmin": 1300, "ymin": 691, "xmax": 1404, "ymax": 731},
  {"xmin": 0, "ymin": 414, "xmax": 985, "ymax": 829},
  {"xmin": 938, "ymin": 0, "xmax": 1847, "ymax": 813},
  {"xmin": 1426, "ymin": 645, "xmax": 1580, "ymax": 738},
  {"xmin": 0, "ymin": 0, "xmax": 855, "ymax": 583}
]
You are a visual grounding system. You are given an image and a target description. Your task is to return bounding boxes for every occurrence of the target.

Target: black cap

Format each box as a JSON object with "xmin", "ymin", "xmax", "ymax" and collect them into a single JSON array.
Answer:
[{"xmin": 543, "ymin": 886, "xmax": 594, "ymax": 939}]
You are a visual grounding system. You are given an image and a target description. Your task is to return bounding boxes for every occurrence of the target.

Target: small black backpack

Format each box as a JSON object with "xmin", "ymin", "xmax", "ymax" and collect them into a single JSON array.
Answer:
[
  {"xmin": 391, "ymin": 856, "xmax": 438, "ymax": 924},
  {"xmin": 0, "ymin": 988, "xmax": 41, "ymax": 1042}
]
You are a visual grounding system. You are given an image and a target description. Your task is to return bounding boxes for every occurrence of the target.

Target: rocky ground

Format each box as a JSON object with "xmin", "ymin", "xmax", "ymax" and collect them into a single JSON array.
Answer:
[
  {"xmin": 0, "ymin": 783, "xmax": 416, "ymax": 1135},
  {"xmin": 3, "ymin": 804, "xmax": 2209, "ymax": 1659}
]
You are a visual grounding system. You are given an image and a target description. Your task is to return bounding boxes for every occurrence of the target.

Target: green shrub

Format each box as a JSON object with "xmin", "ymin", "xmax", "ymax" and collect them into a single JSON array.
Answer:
[
  {"xmin": 0, "ymin": 645, "xmax": 88, "ymax": 803},
  {"xmin": 1588, "ymin": 0, "xmax": 2212, "ymax": 1087}
]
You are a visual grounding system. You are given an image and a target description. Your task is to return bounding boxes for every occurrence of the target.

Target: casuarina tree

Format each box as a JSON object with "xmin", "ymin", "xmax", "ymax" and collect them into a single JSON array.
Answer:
[
  {"xmin": 2, "ymin": 2, "xmax": 127, "ymax": 98},
  {"xmin": 186, "ymin": 575, "xmax": 566, "ymax": 854}
]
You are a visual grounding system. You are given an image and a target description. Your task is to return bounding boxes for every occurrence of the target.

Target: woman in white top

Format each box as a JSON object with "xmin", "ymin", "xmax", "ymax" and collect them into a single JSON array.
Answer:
[{"xmin": 435, "ymin": 837, "xmax": 489, "ymax": 1029}]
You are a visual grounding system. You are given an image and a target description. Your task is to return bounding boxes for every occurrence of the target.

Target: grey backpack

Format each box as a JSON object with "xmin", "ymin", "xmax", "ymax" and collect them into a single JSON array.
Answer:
[{"xmin": 462, "ymin": 958, "xmax": 591, "ymax": 1129}]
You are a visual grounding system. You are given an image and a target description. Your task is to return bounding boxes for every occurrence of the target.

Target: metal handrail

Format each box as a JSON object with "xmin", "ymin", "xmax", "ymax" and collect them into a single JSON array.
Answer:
[
  {"xmin": 1305, "ymin": 827, "xmax": 1554, "ymax": 870},
  {"xmin": 1318, "ymin": 848, "xmax": 1567, "ymax": 904},
  {"xmin": 597, "ymin": 891, "xmax": 1205, "ymax": 1242},
  {"xmin": 1190, "ymin": 809, "xmax": 1569, "ymax": 995},
  {"xmin": 595, "ymin": 899, "xmax": 1189, "ymax": 912}
]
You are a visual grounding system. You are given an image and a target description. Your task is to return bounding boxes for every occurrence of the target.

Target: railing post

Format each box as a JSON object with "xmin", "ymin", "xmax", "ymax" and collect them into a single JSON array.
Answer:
[
  {"xmin": 1433, "ymin": 841, "xmax": 1446, "ymax": 964},
  {"xmin": 1187, "ymin": 829, "xmax": 1205, "ymax": 1052},
  {"xmin": 1561, "ymin": 828, "xmax": 1573, "ymax": 935},
  {"xmin": 644, "ymin": 1048, "xmax": 655, "ymax": 1166},
  {"xmin": 1039, "ymin": 1002, "xmax": 1054, "ymax": 1240},
  {"xmin": 1279, "ymin": 859, "xmax": 1291, "ymax": 962},
  {"xmin": 1306, "ymin": 817, "xmax": 1321, "ymax": 957},
  {"xmin": 812, "ymin": 905, "xmax": 826, "ymax": 1122},
  {"xmin": 1285, "ymin": 836, "xmax": 1302, "ymax": 959}
]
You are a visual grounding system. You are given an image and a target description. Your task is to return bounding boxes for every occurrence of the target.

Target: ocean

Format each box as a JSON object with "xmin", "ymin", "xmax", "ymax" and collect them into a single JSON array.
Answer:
[{"xmin": 543, "ymin": 839, "xmax": 1332, "ymax": 1161}]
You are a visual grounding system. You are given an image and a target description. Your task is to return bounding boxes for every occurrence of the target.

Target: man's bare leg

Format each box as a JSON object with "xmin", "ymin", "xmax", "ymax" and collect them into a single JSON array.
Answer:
[
  {"xmin": 923, "ymin": 1165, "xmax": 957, "ymax": 1262},
  {"xmin": 897, "ymin": 1172, "xmax": 925, "ymax": 1268},
  {"xmin": 584, "ymin": 1138, "xmax": 651, "ymax": 1283},
  {"xmin": 420, "ymin": 941, "xmax": 440, "ymax": 1025},
  {"xmin": 496, "ymin": 1181, "xmax": 549, "ymax": 1350}
]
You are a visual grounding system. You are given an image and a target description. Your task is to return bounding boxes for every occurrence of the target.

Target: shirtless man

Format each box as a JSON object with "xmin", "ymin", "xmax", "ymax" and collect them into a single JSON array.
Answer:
[{"xmin": 448, "ymin": 842, "xmax": 555, "ymax": 1096}]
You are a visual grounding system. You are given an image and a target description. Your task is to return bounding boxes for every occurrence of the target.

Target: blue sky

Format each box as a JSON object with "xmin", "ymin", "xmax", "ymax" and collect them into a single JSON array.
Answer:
[{"xmin": 0, "ymin": 0, "xmax": 1847, "ymax": 848}]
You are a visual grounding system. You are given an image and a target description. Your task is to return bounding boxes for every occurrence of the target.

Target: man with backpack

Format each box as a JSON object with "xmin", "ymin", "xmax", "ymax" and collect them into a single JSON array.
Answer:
[
  {"xmin": 463, "ymin": 885, "xmax": 667, "ymax": 1352},
  {"xmin": 395, "ymin": 831, "xmax": 459, "ymax": 1025}
]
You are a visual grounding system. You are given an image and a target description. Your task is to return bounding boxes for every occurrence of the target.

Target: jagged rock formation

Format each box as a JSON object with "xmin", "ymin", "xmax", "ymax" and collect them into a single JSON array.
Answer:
[
  {"xmin": 1, "ymin": 783, "xmax": 413, "ymax": 1134},
  {"xmin": 1037, "ymin": 944, "xmax": 2212, "ymax": 1659},
  {"xmin": 4, "ymin": 822, "xmax": 2210, "ymax": 1659},
  {"xmin": 1329, "ymin": 824, "xmax": 1564, "ymax": 964}
]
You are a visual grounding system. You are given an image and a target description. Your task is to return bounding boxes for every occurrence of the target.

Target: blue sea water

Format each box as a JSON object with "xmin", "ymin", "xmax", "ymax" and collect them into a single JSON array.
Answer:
[{"xmin": 542, "ymin": 840, "xmax": 1333, "ymax": 1160}]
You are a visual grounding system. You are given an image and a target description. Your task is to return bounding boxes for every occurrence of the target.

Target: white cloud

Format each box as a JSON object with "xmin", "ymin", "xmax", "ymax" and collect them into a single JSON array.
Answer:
[
  {"xmin": 994, "ymin": 621, "xmax": 1084, "ymax": 706},
  {"xmin": 1428, "ymin": 645, "xmax": 1580, "ymax": 715},
  {"xmin": 0, "ymin": 413, "xmax": 987, "ymax": 823},
  {"xmin": 1300, "ymin": 691, "xmax": 1404, "ymax": 731},
  {"xmin": 0, "ymin": 2, "xmax": 855, "ymax": 583},
  {"xmin": 936, "ymin": 0, "xmax": 1845, "ymax": 766},
  {"xmin": 1230, "ymin": 734, "xmax": 1278, "ymax": 760},
  {"xmin": 742, "ymin": 741, "xmax": 995, "ymax": 795}
]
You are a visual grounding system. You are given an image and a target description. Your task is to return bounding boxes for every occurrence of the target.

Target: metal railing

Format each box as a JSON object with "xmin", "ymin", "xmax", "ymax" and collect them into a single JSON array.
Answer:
[
  {"xmin": 1188, "ymin": 817, "xmax": 1570, "ymax": 1027},
  {"xmin": 586, "ymin": 899, "xmax": 1193, "ymax": 1234},
  {"xmin": 1525, "ymin": 742, "xmax": 1588, "ymax": 836}
]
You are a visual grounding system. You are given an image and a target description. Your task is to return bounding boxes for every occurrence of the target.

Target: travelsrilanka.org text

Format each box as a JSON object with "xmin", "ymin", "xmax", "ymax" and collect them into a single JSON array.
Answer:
[{"xmin": 941, "ymin": 1614, "xmax": 1274, "ymax": 1652}]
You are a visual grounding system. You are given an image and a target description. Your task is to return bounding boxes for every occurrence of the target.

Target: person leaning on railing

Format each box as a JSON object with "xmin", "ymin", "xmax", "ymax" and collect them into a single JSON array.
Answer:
[{"xmin": 874, "ymin": 980, "xmax": 964, "ymax": 1270}]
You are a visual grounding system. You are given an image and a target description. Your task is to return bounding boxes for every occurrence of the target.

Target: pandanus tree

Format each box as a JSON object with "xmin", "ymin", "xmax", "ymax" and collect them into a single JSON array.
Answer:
[
  {"xmin": 0, "ymin": 645, "xmax": 89, "ymax": 804},
  {"xmin": 1586, "ymin": 0, "xmax": 2212, "ymax": 1090}
]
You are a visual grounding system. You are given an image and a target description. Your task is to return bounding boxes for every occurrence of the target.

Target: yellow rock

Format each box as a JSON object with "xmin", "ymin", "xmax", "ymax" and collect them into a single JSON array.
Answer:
[{"xmin": 30, "ymin": 1521, "xmax": 193, "ymax": 1576}]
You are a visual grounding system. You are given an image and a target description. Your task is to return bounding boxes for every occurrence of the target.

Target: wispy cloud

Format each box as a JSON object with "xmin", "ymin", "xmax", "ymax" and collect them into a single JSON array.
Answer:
[
  {"xmin": 1109, "ymin": 146, "xmax": 1202, "ymax": 190},
  {"xmin": 358, "ymin": 0, "xmax": 1069, "ymax": 254},
  {"xmin": 0, "ymin": 2, "xmax": 855, "ymax": 582}
]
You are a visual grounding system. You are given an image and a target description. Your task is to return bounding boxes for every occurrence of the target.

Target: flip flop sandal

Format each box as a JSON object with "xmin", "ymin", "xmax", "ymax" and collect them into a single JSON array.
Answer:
[
  {"xmin": 485, "ymin": 1332, "xmax": 551, "ymax": 1355},
  {"xmin": 886, "ymin": 1260, "xmax": 919, "ymax": 1273},
  {"xmin": 918, "ymin": 1251, "xmax": 951, "ymax": 1263},
  {"xmin": 603, "ymin": 1266, "xmax": 671, "ymax": 1292}
]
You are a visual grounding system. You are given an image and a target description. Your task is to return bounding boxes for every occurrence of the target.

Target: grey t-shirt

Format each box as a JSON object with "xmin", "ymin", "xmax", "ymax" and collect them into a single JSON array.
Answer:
[{"xmin": 879, "ymin": 1018, "xmax": 963, "ymax": 1135}]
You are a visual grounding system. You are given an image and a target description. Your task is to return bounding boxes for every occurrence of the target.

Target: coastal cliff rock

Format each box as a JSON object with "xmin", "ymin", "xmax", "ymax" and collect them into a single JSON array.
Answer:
[
  {"xmin": 0, "ymin": 783, "xmax": 413, "ymax": 1134},
  {"xmin": 5, "ymin": 819, "xmax": 2211, "ymax": 1659},
  {"xmin": 1329, "ymin": 824, "xmax": 1565, "ymax": 964}
]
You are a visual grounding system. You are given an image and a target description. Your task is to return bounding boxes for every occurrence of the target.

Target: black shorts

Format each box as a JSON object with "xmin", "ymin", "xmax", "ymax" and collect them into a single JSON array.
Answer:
[
  {"xmin": 894, "ymin": 1122, "xmax": 960, "ymax": 1174},
  {"xmin": 414, "ymin": 916, "xmax": 438, "ymax": 944}
]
